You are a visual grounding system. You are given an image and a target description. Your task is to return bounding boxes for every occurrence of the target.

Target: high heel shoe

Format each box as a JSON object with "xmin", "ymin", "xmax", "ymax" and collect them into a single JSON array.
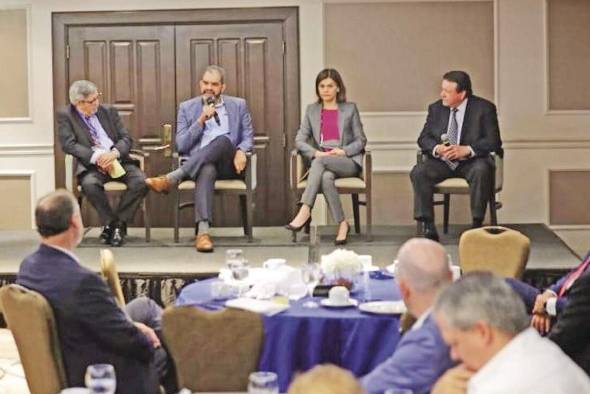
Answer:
[
  {"xmin": 334, "ymin": 222, "xmax": 350, "ymax": 246},
  {"xmin": 285, "ymin": 216, "xmax": 312, "ymax": 233}
]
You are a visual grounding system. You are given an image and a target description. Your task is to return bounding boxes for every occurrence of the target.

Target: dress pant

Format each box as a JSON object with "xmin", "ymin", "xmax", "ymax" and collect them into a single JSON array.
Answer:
[
  {"xmin": 410, "ymin": 156, "xmax": 494, "ymax": 222},
  {"xmin": 180, "ymin": 136, "xmax": 240, "ymax": 223},
  {"xmin": 78, "ymin": 163, "xmax": 147, "ymax": 225},
  {"xmin": 300, "ymin": 155, "xmax": 360, "ymax": 224}
]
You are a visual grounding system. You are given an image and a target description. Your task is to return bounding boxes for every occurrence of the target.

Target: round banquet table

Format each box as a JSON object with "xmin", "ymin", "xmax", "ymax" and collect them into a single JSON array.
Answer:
[{"xmin": 176, "ymin": 274, "xmax": 402, "ymax": 391}]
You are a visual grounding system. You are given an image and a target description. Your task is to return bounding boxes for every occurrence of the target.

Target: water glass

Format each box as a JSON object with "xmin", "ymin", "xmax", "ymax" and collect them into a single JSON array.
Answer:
[
  {"xmin": 301, "ymin": 263, "xmax": 321, "ymax": 308},
  {"xmin": 248, "ymin": 371, "xmax": 279, "ymax": 394},
  {"xmin": 85, "ymin": 364, "xmax": 116, "ymax": 394},
  {"xmin": 384, "ymin": 389, "xmax": 413, "ymax": 394}
]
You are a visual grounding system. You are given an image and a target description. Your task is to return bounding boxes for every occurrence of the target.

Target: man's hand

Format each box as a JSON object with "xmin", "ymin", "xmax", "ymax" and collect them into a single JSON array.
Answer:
[
  {"xmin": 432, "ymin": 364, "xmax": 474, "ymax": 394},
  {"xmin": 197, "ymin": 103, "xmax": 217, "ymax": 125},
  {"xmin": 133, "ymin": 322, "xmax": 161, "ymax": 348},
  {"xmin": 531, "ymin": 313, "xmax": 552, "ymax": 335},
  {"xmin": 533, "ymin": 290, "xmax": 556, "ymax": 314},
  {"xmin": 96, "ymin": 151, "xmax": 118, "ymax": 172},
  {"xmin": 328, "ymin": 148, "xmax": 346, "ymax": 156},
  {"xmin": 442, "ymin": 145, "xmax": 471, "ymax": 161},
  {"xmin": 234, "ymin": 149, "xmax": 247, "ymax": 174}
]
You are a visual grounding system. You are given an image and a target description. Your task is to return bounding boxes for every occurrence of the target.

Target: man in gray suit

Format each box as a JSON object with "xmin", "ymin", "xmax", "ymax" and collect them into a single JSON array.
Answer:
[
  {"xmin": 146, "ymin": 65, "xmax": 254, "ymax": 252},
  {"xmin": 57, "ymin": 80, "xmax": 148, "ymax": 247}
]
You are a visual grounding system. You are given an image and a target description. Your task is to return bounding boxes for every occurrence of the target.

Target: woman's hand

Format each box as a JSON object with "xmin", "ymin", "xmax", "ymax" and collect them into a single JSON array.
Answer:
[
  {"xmin": 328, "ymin": 148, "xmax": 346, "ymax": 156},
  {"xmin": 314, "ymin": 150, "xmax": 330, "ymax": 158}
]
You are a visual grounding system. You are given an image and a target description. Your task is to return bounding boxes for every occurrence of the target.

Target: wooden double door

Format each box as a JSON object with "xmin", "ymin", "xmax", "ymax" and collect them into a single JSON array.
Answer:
[{"xmin": 53, "ymin": 8, "xmax": 299, "ymax": 227}]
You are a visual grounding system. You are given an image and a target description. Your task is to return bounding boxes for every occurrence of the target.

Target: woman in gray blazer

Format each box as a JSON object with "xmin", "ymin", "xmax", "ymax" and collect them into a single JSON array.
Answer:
[{"xmin": 286, "ymin": 69, "xmax": 367, "ymax": 245}]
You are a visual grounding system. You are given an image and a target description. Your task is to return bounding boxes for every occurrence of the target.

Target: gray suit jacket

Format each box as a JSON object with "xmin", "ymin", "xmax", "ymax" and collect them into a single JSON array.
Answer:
[
  {"xmin": 175, "ymin": 94, "xmax": 254, "ymax": 156},
  {"xmin": 57, "ymin": 104, "xmax": 135, "ymax": 176},
  {"xmin": 295, "ymin": 102, "xmax": 367, "ymax": 167}
]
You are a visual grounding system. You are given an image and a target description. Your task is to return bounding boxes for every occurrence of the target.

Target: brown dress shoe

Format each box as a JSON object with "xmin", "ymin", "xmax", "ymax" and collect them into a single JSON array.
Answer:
[
  {"xmin": 145, "ymin": 176, "xmax": 171, "ymax": 194},
  {"xmin": 195, "ymin": 234, "xmax": 214, "ymax": 253}
]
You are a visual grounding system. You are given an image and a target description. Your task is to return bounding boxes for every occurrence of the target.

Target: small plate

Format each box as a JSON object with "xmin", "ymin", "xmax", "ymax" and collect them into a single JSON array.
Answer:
[
  {"xmin": 359, "ymin": 300, "xmax": 406, "ymax": 315},
  {"xmin": 320, "ymin": 298, "xmax": 359, "ymax": 308}
]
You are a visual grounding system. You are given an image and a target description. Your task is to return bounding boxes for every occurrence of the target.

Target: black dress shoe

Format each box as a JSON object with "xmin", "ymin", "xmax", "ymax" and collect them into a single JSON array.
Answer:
[
  {"xmin": 110, "ymin": 227, "xmax": 124, "ymax": 247},
  {"xmin": 418, "ymin": 220, "xmax": 440, "ymax": 242},
  {"xmin": 100, "ymin": 225, "xmax": 114, "ymax": 243},
  {"xmin": 334, "ymin": 222, "xmax": 350, "ymax": 246},
  {"xmin": 285, "ymin": 216, "xmax": 312, "ymax": 233}
]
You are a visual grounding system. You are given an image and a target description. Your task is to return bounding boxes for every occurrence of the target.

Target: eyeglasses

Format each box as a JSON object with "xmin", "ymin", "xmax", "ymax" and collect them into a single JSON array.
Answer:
[{"xmin": 79, "ymin": 92, "xmax": 102, "ymax": 105}]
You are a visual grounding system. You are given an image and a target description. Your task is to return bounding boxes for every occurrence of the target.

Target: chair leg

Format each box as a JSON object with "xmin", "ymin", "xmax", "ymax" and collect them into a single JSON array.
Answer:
[
  {"xmin": 443, "ymin": 194, "xmax": 450, "ymax": 234},
  {"xmin": 143, "ymin": 196, "xmax": 151, "ymax": 243},
  {"xmin": 489, "ymin": 194, "xmax": 498, "ymax": 226},
  {"xmin": 366, "ymin": 191, "xmax": 372, "ymax": 242},
  {"xmin": 173, "ymin": 190, "xmax": 180, "ymax": 243},
  {"xmin": 351, "ymin": 194, "xmax": 361, "ymax": 234},
  {"xmin": 246, "ymin": 193, "xmax": 254, "ymax": 242},
  {"xmin": 239, "ymin": 195, "xmax": 248, "ymax": 237}
]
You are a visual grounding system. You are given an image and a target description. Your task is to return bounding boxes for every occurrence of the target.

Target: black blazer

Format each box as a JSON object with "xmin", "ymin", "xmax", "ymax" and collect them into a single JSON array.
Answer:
[
  {"xmin": 417, "ymin": 95, "xmax": 503, "ymax": 158},
  {"xmin": 549, "ymin": 270, "xmax": 590, "ymax": 375},
  {"xmin": 17, "ymin": 245, "xmax": 159, "ymax": 394},
  {"xmin": 57, "ymin": 104, "xmax": 136, "ymax": 176}
]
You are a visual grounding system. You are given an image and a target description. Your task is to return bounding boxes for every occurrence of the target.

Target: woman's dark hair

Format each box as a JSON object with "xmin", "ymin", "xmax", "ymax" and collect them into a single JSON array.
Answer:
[
  {"xmin": 443, "ymin": 70, "xmax": 473, "ymax": 97},
  {"xmin": 35, "ymin": 190, "xmax": 76, "ymax": 237},
  {"xmin": 315, "ymin": 68, "xmax": 347, "ymax": 103}
]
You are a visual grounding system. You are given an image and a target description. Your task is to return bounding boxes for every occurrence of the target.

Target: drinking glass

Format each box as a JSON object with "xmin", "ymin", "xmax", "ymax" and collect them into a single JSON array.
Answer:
[
  {"xmin": 85, "ymin": 364, "xmax": 116, "ymax": 394},
  {"xmin": 384, "ymin": 389, "xmax": 413, "ymax": 394},
  {"xmin": 301, "ymin": 263, "xmax": 321, "ymax": 308},
  {"xmin": 248, "ymin": 371, "xmax": 279, "ymax": 394}
]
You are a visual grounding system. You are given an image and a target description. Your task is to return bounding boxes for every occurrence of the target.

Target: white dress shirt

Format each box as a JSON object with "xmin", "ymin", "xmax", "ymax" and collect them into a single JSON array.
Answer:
[{"xmin": 468, "ymin": 328, "xmax": 590, "ymax": 394}]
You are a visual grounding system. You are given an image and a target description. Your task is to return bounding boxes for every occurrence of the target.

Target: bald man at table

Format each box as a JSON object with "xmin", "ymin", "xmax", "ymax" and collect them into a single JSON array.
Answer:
[{"xmin": 360, "ymin": 238, "xmax": 455, "ymax": 394}]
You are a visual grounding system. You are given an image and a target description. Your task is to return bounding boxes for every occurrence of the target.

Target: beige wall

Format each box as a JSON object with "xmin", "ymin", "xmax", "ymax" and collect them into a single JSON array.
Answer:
[
  {"xmin": 0, "ymin": 0, "xmax": 589, "ymax": 230},
  {"xmin": 0, "ymin": 175, "xmax": 32, "ymax": 229},
  {"xmin": 0, "ymin": 9, "xmax": 29, "ymax": 118}
]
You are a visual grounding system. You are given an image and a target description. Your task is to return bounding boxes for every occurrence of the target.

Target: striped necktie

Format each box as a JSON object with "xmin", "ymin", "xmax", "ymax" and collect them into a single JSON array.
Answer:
[
  {"xmin": 558, "ymin": 256, "xmax": 590, "ymax": 297},
  {"xmin": 448, "ymin": 108, "xmax": 459, "ymax": 145}
]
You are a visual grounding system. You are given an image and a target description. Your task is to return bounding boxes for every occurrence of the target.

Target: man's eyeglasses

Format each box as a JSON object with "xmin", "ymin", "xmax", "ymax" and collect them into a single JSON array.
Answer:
[{"xmin": 79, "ymin": 92, "xmax": 102, "ymax": 105}]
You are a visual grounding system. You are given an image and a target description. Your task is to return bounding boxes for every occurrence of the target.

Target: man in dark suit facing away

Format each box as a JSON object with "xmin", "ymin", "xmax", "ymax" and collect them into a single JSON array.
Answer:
[
  {"xmin": 411, "ymin": 71, "xmax": 503, "ymax": 241},
  {"xmin": 57, "ymin": 80, "xmax": 148, "ymax": 246},
  {"xmin": 17, "ymin": 189, "xmax": 169, "ymax": 394}
]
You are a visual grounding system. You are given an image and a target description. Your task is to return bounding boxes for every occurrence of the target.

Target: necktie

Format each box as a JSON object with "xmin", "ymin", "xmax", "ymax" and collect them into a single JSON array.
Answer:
[
  {"xmin": 85, "ymin": 117, "xmax": 100, "ymax": 146},
  {"xmin": 448, "ymin": 108, "xmax": 459, "ymax": 145},
  {"xmin": 558, "ymin": 256, "xmax": 590, "ymax": 297}
]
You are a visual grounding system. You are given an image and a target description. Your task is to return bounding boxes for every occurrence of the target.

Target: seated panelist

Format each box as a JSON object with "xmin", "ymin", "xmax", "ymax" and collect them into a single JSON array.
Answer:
[
  {"xmin": 57, "ymin": 80, "xmax": 148, "ymax": 247},
  {"xmin": 410, "ymin": 70, "xmax": 503, "ymax": 242},
  {"xmin": 145, "ymin": 65, "xmax": 254, "ymax": 253},
  {"xmin": 286, "ymin": 68, "xmax": 367, "ymax": 245}
]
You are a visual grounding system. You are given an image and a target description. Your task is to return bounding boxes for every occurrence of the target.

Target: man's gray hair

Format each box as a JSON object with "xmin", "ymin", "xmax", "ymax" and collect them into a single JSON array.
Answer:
[
  {"xmin": 396, "ymin": 238, "xmax": 451, "ymax": 291},
  {"xmin": 202, "ymin": 65, "xmax": 226, "ymax": 84},
  {"xmin": 434, "ymin": 272, "xmax": 529, "ymax": 334},
  {"xmin": 69, "ymin": 80, "xmax": 98, "ymax": 104}
]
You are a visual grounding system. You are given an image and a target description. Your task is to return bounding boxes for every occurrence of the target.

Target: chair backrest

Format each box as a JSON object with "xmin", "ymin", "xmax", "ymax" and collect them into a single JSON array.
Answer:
[
  {"xmin": 162, "ymin": 306, "xmax": 263, "ymax": 392},
  {"xmin": 99, "ymin": 249, "xmax": 126, "ymax": 308},
  {"xmin": 459, "ymin": 226, "xmax": 530, "ymax": 278},
  {"xmin": 0, "ymin": 284, "xmax": 67, "ymax": 394}
]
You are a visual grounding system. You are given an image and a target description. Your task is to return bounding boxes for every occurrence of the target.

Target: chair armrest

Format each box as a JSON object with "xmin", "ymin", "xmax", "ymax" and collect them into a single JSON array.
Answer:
[
  {"xmin": 244, "ymin": 152, "xmax": 257, "ymax": 191},
  {"xmin": 416, "ymin": 149, "xmax": 427, "ymax": 164},
  {"xmin": 129, "ymin": 149, "xmax": 150, "ymax": 174},
  {"xmin": 362, "ymin": 150, "xmax": 372, "ymax": 184},
  {"xmin": 289, "ymin": 149, "xmax": 299, "ymax": 189}
]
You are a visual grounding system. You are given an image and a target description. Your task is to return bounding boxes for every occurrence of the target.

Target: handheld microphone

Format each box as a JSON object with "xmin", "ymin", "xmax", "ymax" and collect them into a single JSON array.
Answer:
[
  {"xmin": 441, "ymin": 133, "xmax": 451, "ymax": 147},
  {"xmin": 205, "ymin": 96, "xmax": 221, "ymax": 126}
]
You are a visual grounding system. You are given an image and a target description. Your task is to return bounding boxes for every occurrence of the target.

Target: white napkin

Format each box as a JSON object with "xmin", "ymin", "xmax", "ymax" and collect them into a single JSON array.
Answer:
[
  {"xmin": 245, "ymin": 282, "xmax": 277, "ymax": 300},
  {"xmin": 226, "ymin": 298, "xmax": 289, "ymax": 316}
]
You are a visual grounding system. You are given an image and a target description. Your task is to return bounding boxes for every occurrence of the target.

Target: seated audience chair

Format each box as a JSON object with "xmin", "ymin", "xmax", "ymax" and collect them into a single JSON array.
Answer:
[
  {"xmin": 290, "ymin": 150, "xmax": 372, "ymax": 241},
  {"xmin": 459, "ymin": 226, "xmax": 530, "ymax": 278},
  {"xmin": 173, "ymin": 152, "xmax": 257, "ymax": 243},
  {"xmin": 417, "ymin": 152, "xmax": 503, "ymax": 233},
  {"xmin": 162, "ymin": 306, "xmax": 263, "ymax": 392},
  {"xmin": 65, "ymin": 151, "xmax": 152, "ymax": 242},
  {"xmin": 0, "ymin": 284, "xmax": 67, "ymax": 394},
  {"xmin": 99, "ymin": 248, "xmax": 126, "ymax": 308}
]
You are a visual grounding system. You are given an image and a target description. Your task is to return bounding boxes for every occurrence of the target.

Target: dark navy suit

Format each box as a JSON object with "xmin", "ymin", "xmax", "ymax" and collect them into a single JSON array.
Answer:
[
  {"xmin": 17, "ymin": 244, "xmax": 159, "ymax": 394},
  {"xmin": 360, "ymin": 314, "xmax": 454, "ymax": 394}
]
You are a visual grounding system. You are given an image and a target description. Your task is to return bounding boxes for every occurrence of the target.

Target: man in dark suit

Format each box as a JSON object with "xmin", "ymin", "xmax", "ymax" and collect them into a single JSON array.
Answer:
[
  {"xmin": 549, "ymin": 269, "xmax": 590, "ymax": 375},
  {"xmin": 57, "ymin": 80, "xmax": 148, "ymax": 246},
  {"xmin": 17, "ymin": 189, "xmax": 168, "ymax": 394},
  {"xmin": 145, "ymin": 65, "xmax": 254, "ymax": 252},
  {"xmin": 411, "ymin": 71, "xmax": 503, "ymax": 241}
]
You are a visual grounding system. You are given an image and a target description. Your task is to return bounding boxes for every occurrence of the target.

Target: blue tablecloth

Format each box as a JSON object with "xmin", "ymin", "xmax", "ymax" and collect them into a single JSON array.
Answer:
[{"xmin": 176, "ymin": 275, "xmax": 402, "ymax": 391}]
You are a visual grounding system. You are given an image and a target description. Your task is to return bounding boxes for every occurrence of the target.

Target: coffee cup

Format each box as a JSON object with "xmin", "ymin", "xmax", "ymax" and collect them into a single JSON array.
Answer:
[
  {"xmin": 263, "ymin": 258, "xmax": 286, "ymax": 270},
  {"xmin": 328, "ymin": 286, "xmax": 350, "ymax": 305},
  {"xmin": 359, "ymin": 255, "xmax": 373, "ymax": 271}
]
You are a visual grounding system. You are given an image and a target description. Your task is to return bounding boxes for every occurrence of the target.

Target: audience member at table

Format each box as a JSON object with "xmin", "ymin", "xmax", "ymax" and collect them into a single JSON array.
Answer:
[
  {"xmin": 432, "ymin": 272, "xmax": 590, "ymax": 394},
  {"xmin": 549, "ymin": 269, "xmax": 590, "ymax": 375},
  {"xmin": 286, "ymin": 68, "xmax": 367, "ymax": 245},
  {"xmin": 16, "ymin": 189, "xmax": 174, "ymax": 394},
  {"xmin": 288, "ymin": 364, "xmax": 366, "ymax": 394},
  {"xmin": 505, "ymin": 249, "xmax": 590, "ymax": 335},
  {"xmin": 360, "ymin": 238, "xmax": 454, "ymax": 394}
]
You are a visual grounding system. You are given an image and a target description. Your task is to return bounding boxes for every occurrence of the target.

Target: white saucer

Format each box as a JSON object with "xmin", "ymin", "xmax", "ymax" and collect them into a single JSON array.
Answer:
[
  {"xmin": 320, "ymin": 298, "xmax": 358, "ymax": 308},
  {"xmin": 359, "ymin": 300, "xmax": 406, "ymax": 315}
]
